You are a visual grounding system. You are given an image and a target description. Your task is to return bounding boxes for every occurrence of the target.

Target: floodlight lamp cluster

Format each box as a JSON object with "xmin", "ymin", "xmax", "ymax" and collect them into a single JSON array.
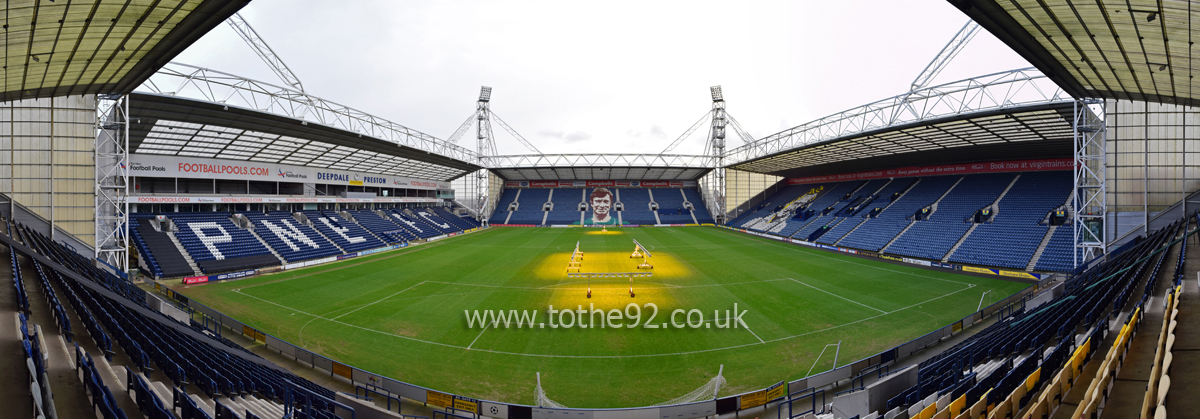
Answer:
[
  {"xmin": 479, "ymin": 86, "xmax": 492, "ymax": 102},
  {"xmin": 710, "ymin": 86, "xmax": 723, "ymax": 102}
]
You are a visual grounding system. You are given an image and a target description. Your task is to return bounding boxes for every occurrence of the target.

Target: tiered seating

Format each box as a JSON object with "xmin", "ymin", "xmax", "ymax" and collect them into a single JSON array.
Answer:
[
  {"xmin": 416, "ymin": 208, "xmax": 462, "ymax": 234},
  {"xmin": 19, "ymin": 313, "xmax": 60, "ymax": 419},
  {"xmin": 782, "ymin": 181, "xmax": 869, "ymax": 239},
  {"xmin": 547, "ymin": 188, "xmax": 584, "ymax": 224},
  {"xmin": 433, "ymin": 207, "xmax": 478, "ymax": 230},
  {"xmin": 618, "ymin": 188, "xmax": 657, "ymax": 225},
  {"xmin": 949, "ymin": 171, "xmax": 1072, "ymax": 269},
  {"xmin": 653, "ymin": 189, "xmax": 692, "ymax": 224},
  {"xmin": 507, "ymin": 188, "xmax": 551, "ymax": 224},
  {"xmin": 682, "ymin": 188, "xmax": 714, "ymax": 223},
  {"xmin": 817, "ymin": 178, "xmax": 917, "ymax": 245},
  {"xmin": 488, "ymin": 189, "xmax": 521, "ymax": 224},
  {"xmin": 1034, "ymin": 225, "xmax": 1077, "ymax": 272},
  {"xmin": 838, "ymin": 176, "xmax": 959, "ymax": 251},
  {"xmin": 386, "ymin": 210, "xmax": 443, "ymax": 239},
  {"xmin": 132, "ymin": 216, "xmax": 196, "ymax": 278},
  {"xmin": 303, "ymin": 211, "xmax": 387, "ymax": 253},
  {"xmin": 732, "ymin": 185, "xmax": 814, "ymax": 231},
  {"xmin": 887, "ymin": 173, "xmax": 1013, "ymax": 260},
  {"xmin": 881, "ymin": 215, "xmax": 1187, "ymax": 419},
  {"xmin": 169, "ymin": 212, "xmax": 278, "ymax": 273},
  {"xmin": 77, "ymin": 343, "xmax": 128, "ymax": 419},
  {"xmin": 245, "ymin": 212, "xmax": 343, "ymax": 262},
  {"xmin": 11, "ymin": 244, "xmax": 30, "ymax": 313},
  {"xmin": 348, "ymin": 210, "xmax": 415, "ymax": 243}
]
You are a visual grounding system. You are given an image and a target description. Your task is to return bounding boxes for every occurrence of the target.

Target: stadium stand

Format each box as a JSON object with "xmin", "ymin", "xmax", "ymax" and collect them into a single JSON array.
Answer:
[
  {"xmin": 618, "ymin": 188, "xmax": 658, "ymax": 225},
  {"xmin": 131, "ymin": 215, "xmax": 197, "ymax": 278},
  {"xmin": 508, "ymin": 188, "xmax": 551, "ymax": 224},
  {"xmin": 817, "ymin": 178, "xmax": 918, "ymax": 245},
  {"xmin": 881, "ymin": 211, "xmax": 1194, "ymax": 419},
  {"xmin": 886, "ymin": 173, "xmax": 1014, "ymax": 261},
  {"xmin": 386, "ymin": 209, "xmax": 444, "ymax": 239},
  {"xmin": 682, "ymin": 188, "xmax": 715, "ymax": 224},
  {"xmin": 246, "ymin": 212, "xmax": 345, "ymax": 261},
  {"xmin": 733, "ymin": 185, "xmax": 815, "ymax": 231},
  {"xmin": 434, "ymin": 207, "xmax": 479, "ymax": 230},
  {"xmin": 948, "ymin": 171, "xmax": 1072, "ymax": 269},
  {"xmin": 489, "ymin": 188, "xmax": 521, "ymax": 224},
  {"xmin": 349, "ymin": 209, "xmax": 416, "ymax": 243},
  {"xmin": 782, "ymin": 181, "xmax": 870, "ymax": 239},
  {"xmin": 547, "ymin": 188, "xmax": 585, "ymax": 224},
  {"xmin": 169, "ymin": 212, "xmax": 280, "ymax": 274},
  {"xmin": 837, "ymin": 175, "xmax": 959, "ymax": 253},
  {"xmin": 304, "ymin": 210, "xmax": 388, "ymax": 253},
  {"xmin": 653, "ymin": 189, "xmax": 694, "ymax": 224},
  {"xmin": 415, "ymin": 208, "xmax": 461, "ymax": 234},
  {"xmin": 1033, "ymin": 224, "xmax": 1079, "ymax": 273},
  {"xmin": 8, "ymin": 223, "xmax": 341, "ymax": 419}
]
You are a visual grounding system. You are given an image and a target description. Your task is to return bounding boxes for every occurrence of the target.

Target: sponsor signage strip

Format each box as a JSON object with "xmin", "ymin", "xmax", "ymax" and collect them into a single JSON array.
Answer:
[
  {"xmin": 130, "ymin": 154, "xmax": 451, "ymax": 189},
  {"xmin": 786, "ymin": 158, "xmax": 1072, "ymax": 185},
  {"xmin": 504, "ymin": 180, "xmax": 698, "ymax": 188},
  {"xmin": 128, "ymin": 195, "xmax": 443, "ymax": 204}
]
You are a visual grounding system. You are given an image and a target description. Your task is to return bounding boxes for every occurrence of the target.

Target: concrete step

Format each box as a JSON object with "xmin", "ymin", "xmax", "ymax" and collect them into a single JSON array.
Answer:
[{"xmin": 190, "ymin": 392, "xmax": 217, "ymax": 418}]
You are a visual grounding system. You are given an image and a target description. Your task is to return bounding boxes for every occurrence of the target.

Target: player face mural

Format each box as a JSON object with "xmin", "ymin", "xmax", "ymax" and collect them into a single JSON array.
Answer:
[{"xmin": 591, "ymin": 188, "xmax": 613, "ymax": 222}]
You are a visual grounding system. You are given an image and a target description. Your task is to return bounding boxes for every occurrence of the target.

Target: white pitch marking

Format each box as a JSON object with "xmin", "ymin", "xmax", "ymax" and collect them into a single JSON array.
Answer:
[
  {"xmin": 788, "ymin": 278, "xmax": 887, "ymax": 314},
  {"xmin": 467, "ymin": 324, "xmax": 489, "ymax": 350},
  {"xmin": 330, "ymin": 281, "xmax": 427, "ymax": 321},
  {"xmin": 231, "ymin": 282, "xmax": 977, "ymax": 359}
]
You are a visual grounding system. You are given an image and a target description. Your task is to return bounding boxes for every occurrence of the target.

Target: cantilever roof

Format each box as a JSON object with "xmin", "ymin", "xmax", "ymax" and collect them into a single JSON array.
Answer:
[
  {"xmin": 128, "ymin": 93, "xmax": 482, "ymax": 181},
  {"xmin": 2, "ymin": 0, "xmax": 246, "ymax": 101},
  {"xmin": 730, "ymin": 102, "xmax": 1077, "ymax": 178},
  {"xmin": 951, "ymin": 0, "xmax": 1200, "ymax": 106}
]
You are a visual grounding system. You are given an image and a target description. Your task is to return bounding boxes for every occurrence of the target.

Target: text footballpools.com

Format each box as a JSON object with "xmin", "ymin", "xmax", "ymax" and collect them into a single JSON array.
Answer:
[{"xmin": 464, "ymin": 303, "xmax": 749, "ymax": 329}]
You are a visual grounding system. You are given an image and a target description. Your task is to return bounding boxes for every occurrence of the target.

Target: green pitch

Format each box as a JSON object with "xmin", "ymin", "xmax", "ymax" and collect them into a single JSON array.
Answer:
[{"xmin": 179, "ymin": 227, "xmax": 1029, "ymax": 408}]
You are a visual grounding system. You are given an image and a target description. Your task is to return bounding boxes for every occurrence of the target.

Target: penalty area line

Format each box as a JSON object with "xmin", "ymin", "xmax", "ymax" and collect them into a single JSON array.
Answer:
[
  {"xmin": 467, "ymin": 324, "xmax": 489, "ymax": 350},
  {"xmin": 787, "ymin": 278, "xmax": 887, "ymax": 314}
]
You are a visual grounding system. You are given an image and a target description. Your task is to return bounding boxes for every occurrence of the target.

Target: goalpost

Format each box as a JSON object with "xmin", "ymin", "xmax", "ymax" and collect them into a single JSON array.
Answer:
[{"xmin": 652, "ymin": 365, "xmax": 726, "ymax": 406}]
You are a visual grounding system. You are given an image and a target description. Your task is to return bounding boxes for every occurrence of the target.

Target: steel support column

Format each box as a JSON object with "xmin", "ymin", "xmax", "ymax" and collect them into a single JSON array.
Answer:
[
  {"xmin": 1072, "ymin": 99, "xmax": 1106, "ymax": 268},
  {"xmin": 95, "ymin": 94, "xmax": 130, "ymax": 273}
]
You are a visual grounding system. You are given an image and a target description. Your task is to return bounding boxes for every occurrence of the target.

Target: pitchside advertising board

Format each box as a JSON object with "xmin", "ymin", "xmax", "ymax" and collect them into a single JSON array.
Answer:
[
  {"xmin": 786, "ymin": 158, "xmax": 1072, "ymax": 185},
  {"xmin": 129, "ymin": 154, "xmax": 450, "ymax": 189},
  {"xmin": 503, "ymin": 180, "xmax": 698, "ymax": 188}
]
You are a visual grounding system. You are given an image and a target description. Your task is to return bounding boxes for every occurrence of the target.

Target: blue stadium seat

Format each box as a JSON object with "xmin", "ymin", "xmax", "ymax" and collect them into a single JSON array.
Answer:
[
  {"xmin": 949, "ymin": 171, "xmax": 1071, "ymax": 269},
  {"xmin": 168, "ymin": 212, "xmax": 278, "ymax": 273},
  {"xmin": 838, "ymin": 176, "xmax": 960, "ymax": 252},
  {"xmin": 617, "ymin": 188, "xmax": 657, "ymax": 225},
  {"xmin": 302, "ymin": 211, "xmax": 387, "ymax": 253},
  {"xmin": 245, "ymin": 212, "xmax": 344, "ymax": 262},
  {"xmin": 888, "ymin": 173, "xmax": 1015, "ymax": 261}
]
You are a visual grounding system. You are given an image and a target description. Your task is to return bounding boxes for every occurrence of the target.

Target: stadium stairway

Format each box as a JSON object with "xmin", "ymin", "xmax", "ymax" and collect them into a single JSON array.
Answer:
[
  {"xmin": 2, "ymin": 243, "xmax": 143, "ymax": 419},
  {"xmin": 489, "ymin": 188, "xmax": 521, "ymax": 224},
  {"xmin": 247, "ymin": 212, "xmax": 346, "ymax": 262},
  {"xmin": 386, "ymin": 210, "xmax": 444, "ymax": 239},
  {"xmin": 1026, "ymin": 225, "xmax": 1059, "ymax": 271},
  {"xmin": 6, "ymin": 222, "xmax": 348, "ymax": 419},
  {"xmin": 820, "ymin": 178, "xmax": 917, "ymax": 246},
  {"xmin": 885, "ymin": 173, "xmax": 1013, "ymax": 260},
  {"xmin": 133, "ymin": 216, "xmax": 201, "ymax": 278},
  {"xmin": 837, "ymin": 176, "xmax": 959, "ymax": 252}
]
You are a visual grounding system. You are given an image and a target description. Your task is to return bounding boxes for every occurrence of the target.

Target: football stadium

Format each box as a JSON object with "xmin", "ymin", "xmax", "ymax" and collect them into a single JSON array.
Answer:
[{"xmin": 2, "ymin": 1, "xmax": 1199, "ymax": 419}]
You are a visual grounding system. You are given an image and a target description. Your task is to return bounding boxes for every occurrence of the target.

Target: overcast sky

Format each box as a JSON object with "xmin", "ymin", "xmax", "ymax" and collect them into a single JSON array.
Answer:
[{"xmin": 171, "ymin": 0, "xmax": 1032, "ymax": 156}]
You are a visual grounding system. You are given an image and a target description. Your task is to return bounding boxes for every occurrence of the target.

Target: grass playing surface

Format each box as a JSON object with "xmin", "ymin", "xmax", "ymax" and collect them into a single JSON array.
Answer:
[{"xmin": 179, "ymin": 226, "xmax": 1030, "ymax": 408}]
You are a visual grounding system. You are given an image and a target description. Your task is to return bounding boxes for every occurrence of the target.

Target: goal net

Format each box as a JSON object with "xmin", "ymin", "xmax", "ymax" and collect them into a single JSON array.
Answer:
[
  {"xmin": 535, "ymin": 373, "xmax": 568, "ymax": 409},
  {"xmin": 651, "ymin": 365, "xmax": 726, "ymax": 406}
]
